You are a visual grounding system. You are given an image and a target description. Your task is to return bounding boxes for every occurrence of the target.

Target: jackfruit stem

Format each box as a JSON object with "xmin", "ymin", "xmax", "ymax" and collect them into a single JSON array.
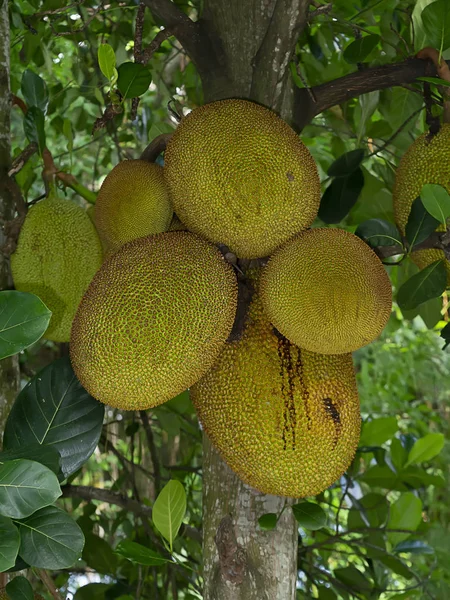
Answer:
[{"xmin": 140, "ymin": 133, "xmax": 173, "ymax": 163}]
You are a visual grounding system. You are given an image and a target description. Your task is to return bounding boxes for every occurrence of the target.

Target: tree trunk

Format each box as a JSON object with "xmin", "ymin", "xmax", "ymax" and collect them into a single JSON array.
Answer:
[
  {"xmin": 197, "ymin": 2, "xmax": 310, "ymax": 598},
  {"xmin": 0, "ymin": 1, "xmax": 20, "ymax": 441}
]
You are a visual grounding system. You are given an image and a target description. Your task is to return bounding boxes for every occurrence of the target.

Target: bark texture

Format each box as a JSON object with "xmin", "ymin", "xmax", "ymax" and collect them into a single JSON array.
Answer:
[{"xmin": 0, "ymin": 0, "xmax": 20, "ymax": 439}]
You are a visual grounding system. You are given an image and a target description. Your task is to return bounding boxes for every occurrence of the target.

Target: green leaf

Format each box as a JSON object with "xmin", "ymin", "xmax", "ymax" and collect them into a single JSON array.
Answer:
[
  {"xmin": 21, "ymin": 69, "xmax": 48, "ymax": 112},
  {"xmin": 334, "ymin": 565, "xmax": 373, "ymax": 591},
  {"xmin": 98, "ymin": 43, "xmax": 117, "ymax": 83},
  {"xmin": 317, "ymin": 587, "xmax": 337, "ymax": 600},
  {"xmin": 0, "ymin": 444, "xmax": 61, "ymax": 476},
  {"xmin": 82, "ymin": 533, "xmax": 118, "ymax": 574},
  {"xmin": 291, "ymin": 501, "xmax": 327, "ymax": 530},
  {"xmin": 417, "ymin": 76, "xmax": 450, "ymax": 88},
  {"xmin": 405, "ymin": 433, "xmax": 445, "ymax": 466},
  {"xmin": 318, "ymin": 167, "xmax": 365, "ymax": 224},
  {"xmin": 152, "ymin": 480, "xmax": 187, "ymax": 552},
  {"xmin": 422, "ymin": 0, "xmax": 450, "ymax": 52},
  {"xmin": 418, "ymin": 295, "xmax": 443, "ymax": 329},
  {"xmin": 5, "ymin": 576, "xmax": 34, "ymax": 600},
  {"xmin": 23, "ymin": 106, "xmax": 46, "ymax": 154},
  {"xmin": 62, "ymin": 118, "xmax": 74, "ymax": 155},
  {"xmin": 420, "ymin": 183, "xmax": 450, "ymax": 225},
  {"xmin": 355, "ymin": 218, "xmax": 403, "ymax": 248},
  {"xmin": 18, "ymin": 505, "xmax": 84, "ymax": 569},
  {"xmin": 117, "ymin": 62, "xmax": 152, "ymax": 99},
  {"xmin": 114, "ymin": 540, "xmax": 170, "ymax": 566},
  {"xmin": 441, "ymin": 321, "xmax": 450, "ymax": 348},
  {"xmin": 405, "ymin": 196, "xmax": 440, "ymax": 248},
  {"xmin": 378, "ymin": 555, "xmax": 415, "ymax": 580},
  {"xmin": 0, "ymin": 291, "xmax": 51, "ymax": 360},
  {"xmin": 359, "ymin": 464, "xmax": 398, "ymax": 488},
  {"xmin": 258, "ymin": 513, "xmax": 278, "ymax": 531},
  {"xmin": 394, "ymin": 540, "xmax": 435, "ymax": 554},
  {"xmin": 327, "ymin": 149, "xmax": 365, "ymax": 177},
  {"xmin": 397, "ymin": 259, "xmax": 446, "ymax": 311},
  {"xmin": 0, "ymin": 459, "xmax": 61, "ymax": 519},
  {"xmin": 3, "ymin": 357, "xmax": 105, "ymax": 479},
  {"xmin": 0, "ymin": 516, "xmax": 20, "ymax": 572},
  {"xmin": 360, "ymin": 417, "xmax": 398, "ymax": 446},
  {"xmin": 343, "ymin": 34, "xmax": 380, "ymax": 64},
  {"xmin": 387, "ymin": 492, "xmax": 423, "ymax": 546},
  {"xmin": 390, "ymin": 437, "xmax": 408, "ymax": 471}
]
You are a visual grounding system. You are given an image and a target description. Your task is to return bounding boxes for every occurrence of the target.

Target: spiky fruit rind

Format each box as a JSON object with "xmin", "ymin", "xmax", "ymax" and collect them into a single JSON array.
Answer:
[
  {"xmin": 164, "ymin": 99, "xmax": 321, "ymax": 259},
  {"xmin": 11, "ymin": 197, "xmax": 103, "ymax": 342},
  {"xmin": 393, "ymin": 123, "xmax": 450, "ymax": 282},
  {"xmin": 260, "ymin": 228, "xmax": 392, "ymax": 354},
  {"xmin": 95, "ymin": 160, "xmax": 173, "ymax": 253},
  {"xmin": 191, "ymin": 281, "xmax": 360, "ymax": 498},
  {"xmin": 70, "ymin": 231, "xmax": 238, "ymax": 410}
]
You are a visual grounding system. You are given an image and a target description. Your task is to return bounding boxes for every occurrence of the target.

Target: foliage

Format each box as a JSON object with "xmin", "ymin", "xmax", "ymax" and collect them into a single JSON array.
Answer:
[{"xmin": 2, "ymin": 0, "xmax": 450, "ymax": 598}]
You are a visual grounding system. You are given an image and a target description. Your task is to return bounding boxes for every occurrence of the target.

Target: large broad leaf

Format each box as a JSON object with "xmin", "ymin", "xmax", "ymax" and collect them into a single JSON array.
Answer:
[
  {"xmin": 152, "ymin": 480, "xmax": 187, "ymax": 552},
  {"xmin": 5, "ymin": 576, "xmax": 34, "ymax": 600},
  {"xmin": 114, "ymin": 540, "xmax": 170, "ymax": 566},
  {"xmin": 405, "ymin": 433, "xmax": 445, "ymax": 466},
  {"xmin": 0, "ymin": 459, "xmax": 61, "ymax": 519},
  {"xmin": 82, "ymin": 533, "xmax": 119, "ymax": 574},
  {"xmin": 343, "ymin": 34, "xmax": 380, "ymax": 64},
  {"xmin": 23, "ymin": 106, "xmax": 46, "ymax": 155},
  {"xmin": 292, "ymin": 501, "xmax": 327, "ymax": 530},
  {"xmin": 3, "ymin": 357, "xmax": 104, "ymax": 479},
  {"xmin": 387, "ymin": 492, "xmax": 423, "ymax": 546},
  {"xmin": 359, "ymin": 417, "xmax": 398, "ymax": 447},
  {"xmin": 21, "ymin": 69, "xmax": 48, "ymax": 113},
  {"xmin": 0, "ymin": 291, "xmax": 51, "ymax": 360},
  {"xmin": 117, "ymin": 62, "xmax": 152, "ymax": 99},
  {"xmin": 0, "ymin": 516, "xmax": 20, "ymax": 572},
  {"xmin": 378, "ymin": 555, "xmax": 415, "ymax": 580},
  {"xmin": 318, "ymin": 167, "xmax": 364, "ymax": 223},
  {"xmin": 421, "ymin": 0, "xmax": 450, "ymax": 52},
  {"xmin": 405, "ymin": 196, "xmax": 440, "ymax": 248},
  {"xmin": 18, "ymin": 505, "xmax": 84, "ymax": 569},
  {"xmin": 420, "ymin": 183, "xmax": 450, "ymax": 225},
  {"xmin": 327, "ymin": 149, "xmax": 365, "ymax": 177},
  {"xmin": 334, "ymin": 565, "xmax": 373, "ymax": 591},
  {"xmin": 355, "ymin": 219, "xmax": 403, "ymax": 248},
  {"xmin": 397, "ymin": 260, "xmax": 446, "ymax": 311},
  {"xmin": 394, "ymin": 540, "xmax": 435, "ymax": 554},
  {"xmin": 0, "ymin": 444, "xmax": 61, "ymax": 476},
  {"xmin": 258, "ymin": 513, "xmax": 278, "ymax": 531}
]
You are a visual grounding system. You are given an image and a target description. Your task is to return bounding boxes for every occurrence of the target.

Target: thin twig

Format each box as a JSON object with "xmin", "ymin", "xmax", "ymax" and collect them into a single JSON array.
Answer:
[
  {"xmin": 36, "ymin": 570, "xmax": 64, "ymax": 600},
  {"xmin": 140, "ymin": 410, "xmax": 162, "ymax": 495},
  {"xmin": 8, "ymin": 143, "xmax": 38, "ymax": 177}
]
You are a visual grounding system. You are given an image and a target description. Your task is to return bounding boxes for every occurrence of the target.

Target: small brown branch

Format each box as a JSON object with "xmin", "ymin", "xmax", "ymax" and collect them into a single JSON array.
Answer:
[
  {"xmin": 36, "ymin": 570, "xmax": 64, "ymax": 600},
  {"xmin": 8, "ymin": 143, "xmax": 38, "ymax": 177},
  {"xmin": 417, "ymin": 47, "xmax": 450, "ymax": 122},
  {"xmin": 140, "ymin": 133, "xmax": 172, "ymax": 162},
  {"xmin": 140, "ymin": 410, "xmax": 162, "ymax": 495},
  {"xmin": 308, "ymin": 3, "xmax": 332, "ymax": 20},
  {"xmin": 134, "ymin": 1, "xmax": 146, "ymax": 63},
  {"xmin": 373, "ymin": 230, "xmax": 450, "ymax": 261},
  {"xmin": 11, "ymin": 94, "xmax": 27, "ymax": 114},
  {"xmin": 92, "ymin": 102, "xmax": 123, "ymax": 135},
  {"xmin": 48, "ymin": 1, "xmax": 105, "ymax": 37},
  {"xmin": 142, "ymin": 29, "xmax": 171, "ymax": 64}
]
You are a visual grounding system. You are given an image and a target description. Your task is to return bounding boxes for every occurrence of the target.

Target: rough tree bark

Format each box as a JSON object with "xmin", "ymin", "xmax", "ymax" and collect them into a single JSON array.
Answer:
[{"xmin": 0, "ymin": 0, "xmax": 20, "ymax": 441}]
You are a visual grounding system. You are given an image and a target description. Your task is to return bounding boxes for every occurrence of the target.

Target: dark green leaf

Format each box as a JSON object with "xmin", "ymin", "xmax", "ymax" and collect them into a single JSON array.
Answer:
[
  {"xmin": 0, "ymin": 291, "xmax": 51, "ymax": 360},
  {"xmin": 114, "ymin": 540, "xmax": 169, "ymax": 566},
  {"xmin": 343, "ymin": 34, "xmax": 380, "ymax": 64},
  {"xmin": 0, "ymin": 516, "xmax": 20, "ymax": 572},
  {"xmin": 394, "ymin": 540, "xmax": 435, "ymax": 554},
  {"xmin": 378, "ymin": 555, "xmax": 415, "ymax": 580},
  {"xmin": 422, "ymin": 0, "xmax": 450, "ymax": 52},
  {"xmin": 405, "ymin": 197, "xmax": 440, "ymax": 248},
  {"xmin": 292, "ymin": 501, "xmax": 327, "ymax": 530},
  {"xmin": 334, "ymin": 565, "xmax": 373, "ymax": 591},
  {"xmin": 397, "ymin": 260, "xmax": 446, "ymax": 311},
  {"xmin": 3, "ymin": 357, "xmax": 105, "ymax": 479},
  {"xmin": 418, "ymin": 296, "xmax": 443, "ymax": 329},
  {"xmin": 258, "ymin": 513, "xmax": 278, "ymax": 531},
  {"xmin": 0, "ymin": 444, "xmax": 61, "ymax": 476},
  {"xmin": 317, "ymin": 587, "xmax": 337, "ymax": 600},
  {"xmin": 417, "ymin": 76, "xmax": 450, "ymax": 88},
  {"xmin": 21, "ymin": 69, "xmax": 48, "ymax": 112},
  {"xmin": 152, "ymin": 480, "xmax": 186, "ymax": 552},
  {"xmin": 318, "ymin": 167, "xmax": 364, "ymax": 223},
  {"xmin": 387, "ymin": 492, "xmax": 422, "ymax": 546},
  {"xmin": 117, "ymin": 62, "xmax": 152, "ymax": 99},
  {"xmin": 5, "ymin": 576, "xmax": 34, "ymax": 600},
  {"xmin": 18, "ymin": 505, "xmax": 84, "ymax": 569},
  {"xmin": 359, "ymin": 464, "xmax": 398, "ymax": 488},
  {"xmin": 355, "ymin": 218, "xmax": 403, "ymax": 248},
  {"xmin": 405, "ymin": 433, "xmax": 445, "ymax": 466},
  {"xmin": 23, "ymin": 106, "xmax": 46, "ymax": 154},
  {"xmin": 327, "ymin": 149, "xmax": 365, "ymax": 177},
  {"xmin": 420, "ymin": 183, "xmax": 450, "ymax": 224},
  {"xmin": 74, "ymin": 583, "xmax": 113, "ymax": 600},
  {"xmin": 390, "ymin": 437, "xmax": 408, "ymax": 471},
  {"xmin": 0, "ymin": 459, "xmax": 61, "ymax": 519},
  {"xmin": 82, "ymin": 533, "xmax": 119, "ymax": 574},
  {"xmin": 360, "ymin": 417, "xmax": 398, "ymax": 446}
]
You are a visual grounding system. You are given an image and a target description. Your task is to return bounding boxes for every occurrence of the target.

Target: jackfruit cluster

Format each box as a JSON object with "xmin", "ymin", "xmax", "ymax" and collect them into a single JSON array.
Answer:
[{"xmin": 393, "ymin": 123, "xmax": 450, "ymax": 282}]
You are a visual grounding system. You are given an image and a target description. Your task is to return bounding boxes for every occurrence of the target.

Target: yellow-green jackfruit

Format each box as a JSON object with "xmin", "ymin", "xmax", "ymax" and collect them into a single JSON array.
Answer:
[
  {"xmin": 11, "ymin": 196, "xmax": 103, "ymax": 342},
  {"xmin": 70, "ymin": 231, "xmax": 238, "ymax": 410},
  {"xmin": 164, "ymin": 99, "xmax": 320, "ymax": 259},
  {"xmin": 393, "ymin": 123, "xmax": 450, "ymax": 282},
  {"xmin": 95, "ymin": 159, "xmax": 173, "ymax": 253},
  {"xmin": 260, "ymin": 228, "xmax": 392, "ymax": 354},
  {"xmin": 191, "ymin": 278, "xmax": 361, "ymax": 498}
]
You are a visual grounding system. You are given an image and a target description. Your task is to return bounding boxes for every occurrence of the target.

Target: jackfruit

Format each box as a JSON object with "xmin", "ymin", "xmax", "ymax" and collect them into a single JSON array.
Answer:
[
  {"xmin": 191, "ymin": 277, "xmax": 360, "ymax": 498},
  {"xmin": 260, "ymin": 228, "xmax": 392, "ymax": 354},
  {"xmin": 95, "ymin": 160, "xmax": 173, "ymax": 253},
  {"xmin": 393, "ymin": 123, "xmax": 450, "ymax": 281},
  {"xmin": 70, "ymin": 231, "xmax": 238, "ymax": 410},
  {"xmin": 11, "ymin": 196, "xmax": 103, "ymax": 342},
  {"xmin": 164, "ymin": 99, "xmax": 320, "ymax": 259}
]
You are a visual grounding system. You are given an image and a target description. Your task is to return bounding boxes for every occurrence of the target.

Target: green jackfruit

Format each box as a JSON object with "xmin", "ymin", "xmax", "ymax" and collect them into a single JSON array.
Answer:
[
  {"xmin": 191, "ymin": 275, "xmax": 361, "ymax": 498},
  {"xmin": 70, "ymin": 231, "xmax": 238, "ymax": 410},
  {"xmin": 11, "ymin": 196, "xmax": 103, "ymax": 342},
  {"xmin": 164, "ymin": 99, "xmax": 320, "ymax": 259}
]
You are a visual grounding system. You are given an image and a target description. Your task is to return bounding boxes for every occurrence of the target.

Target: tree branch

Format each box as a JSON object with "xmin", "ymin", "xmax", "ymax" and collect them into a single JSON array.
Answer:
[{"xmin": 294, "ymin": 56, "xmax": 447, "ymax": 130}]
